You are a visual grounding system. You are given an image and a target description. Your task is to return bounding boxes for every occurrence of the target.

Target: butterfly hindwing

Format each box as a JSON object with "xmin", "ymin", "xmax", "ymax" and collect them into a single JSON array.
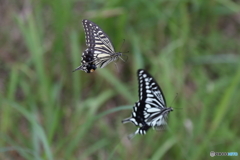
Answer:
[{"xmin": 122, "ymin": 101, "xmax": 151, "ymax": 138}]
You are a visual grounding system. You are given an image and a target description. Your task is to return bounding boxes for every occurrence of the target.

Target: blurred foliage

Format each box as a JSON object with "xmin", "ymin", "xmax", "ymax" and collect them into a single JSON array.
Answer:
[{"xmin": 1, "ymin": 0, "xmax": 240, "ymax": 159}]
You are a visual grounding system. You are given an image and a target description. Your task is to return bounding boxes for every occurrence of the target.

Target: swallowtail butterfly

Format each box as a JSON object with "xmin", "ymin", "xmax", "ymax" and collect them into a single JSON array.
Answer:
[
  {"xmin": 73, "ymin": 19, "xmax": 122, "ymax": 73},
  {"xmin": 122, "ymin": 69, "xmax": 173, "ymax": 139}
]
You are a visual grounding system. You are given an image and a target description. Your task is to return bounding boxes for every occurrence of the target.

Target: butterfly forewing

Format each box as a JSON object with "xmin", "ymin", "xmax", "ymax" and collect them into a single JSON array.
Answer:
[
  {"xmin": 138, "ymin": 70, "xmax": 166, "ymax": 107},
  {"xmin": 82, "ymin": 19, "xmax": 115, "ymax": 53}
]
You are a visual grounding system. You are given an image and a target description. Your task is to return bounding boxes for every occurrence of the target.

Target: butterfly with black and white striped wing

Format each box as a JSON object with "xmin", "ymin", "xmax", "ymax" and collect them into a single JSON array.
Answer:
[
  {"xmin": 122, "ymin": 69, "xmax": 173, "ymax": 139},
  {"xmin": 73, "ymin": 19, "xmax": 123, "ymax": 73}
]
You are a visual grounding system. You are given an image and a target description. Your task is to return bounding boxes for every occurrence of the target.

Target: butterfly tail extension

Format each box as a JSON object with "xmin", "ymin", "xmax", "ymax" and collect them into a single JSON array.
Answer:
[
  {"xmin": 121, "ymin": 117, "xmax": 132, "ymax": 124},
  {"xmin": 72, "ymin": 65, "xmax": 86, "ymax": 72}
]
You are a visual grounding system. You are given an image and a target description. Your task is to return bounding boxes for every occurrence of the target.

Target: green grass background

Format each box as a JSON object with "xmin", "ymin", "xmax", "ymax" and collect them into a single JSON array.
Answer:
[{"xmin": 1, "ymin": 0, "xmax": 240, "ymax": 159}]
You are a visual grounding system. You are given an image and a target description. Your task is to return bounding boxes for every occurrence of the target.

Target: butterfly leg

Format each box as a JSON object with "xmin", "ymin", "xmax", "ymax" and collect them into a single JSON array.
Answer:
[
  {"xmin": 154, "ymin": 125, "xmax": 167, "ymax": 131},
  {"xmin": 114, "ymin": 62, "xmax": 119, "ymax": 72},
  {"xmin": 127, "ymin": 129, "xmax": 140, "ymax": 140}
]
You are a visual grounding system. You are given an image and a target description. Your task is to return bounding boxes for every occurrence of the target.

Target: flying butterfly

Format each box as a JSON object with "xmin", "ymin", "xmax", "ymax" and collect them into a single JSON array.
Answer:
[
  {"xmin": 122, "ymin": 69, "xmax": 173, "ymax": 139},
  {"xmin": 73, "ymin": 19, "xmax": 123, "ymax": 73}
]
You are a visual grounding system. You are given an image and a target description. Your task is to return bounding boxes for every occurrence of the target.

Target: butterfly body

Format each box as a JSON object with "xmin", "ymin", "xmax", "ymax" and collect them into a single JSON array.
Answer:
[
  {"xmin": 122, "ymin": 69, "xmax": 173, "ymax": 138},
  {"xmin": 73, "ymin": 19, "xmax": 122, "ymax": 73}
]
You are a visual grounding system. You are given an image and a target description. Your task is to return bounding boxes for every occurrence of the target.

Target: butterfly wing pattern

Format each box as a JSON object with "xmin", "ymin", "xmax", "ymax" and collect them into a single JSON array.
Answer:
[
  {"xmin": 73, "ymin": 19, "xmax": 122, "ymax": 73},
  {"xmin": 122, "ymin": 69, "xmax": 173, "ymax": 139}
]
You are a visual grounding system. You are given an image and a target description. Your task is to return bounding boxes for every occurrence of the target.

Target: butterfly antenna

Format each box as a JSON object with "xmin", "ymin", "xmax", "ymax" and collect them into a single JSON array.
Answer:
[
  {"xmin": 174, "ymin": 107, "xmax": 183, "ymax": 110},
  {"xmin": 119, "ymin": 39, "xmax": 125, "ymax": 52},
  {"xmin": 119, "ymin": 39, "xmax": 129, "ymax": 54},
  {"xmin": 170, "ymin": 93, "xmax": 178, "ymax": 108},
  {"xmin": 122, "ymin": 54, "xmax": 129, "ymax": 62}
]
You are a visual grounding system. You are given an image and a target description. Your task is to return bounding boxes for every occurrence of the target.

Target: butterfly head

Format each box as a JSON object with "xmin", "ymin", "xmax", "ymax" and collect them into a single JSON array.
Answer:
[
  {"xmin": 164, "ymin": 107, "xmax": 173, "ymax": 116},
  {"xmin": 117, "ymin": 52, "xmax": 122, "ymax": 56},
  {"xmin": 116, "ymin": 52, "xmax": 127, "ymax": 62},
  {"xmin": 168, "ymin": 107, "xmax": 173, "ymax": 112}
]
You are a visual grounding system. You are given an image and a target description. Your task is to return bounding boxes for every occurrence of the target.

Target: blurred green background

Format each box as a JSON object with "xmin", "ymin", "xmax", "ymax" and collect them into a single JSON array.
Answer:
[{"xmin": 1, "ymin": 0, "xmax": 240, "ymax": 159}]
